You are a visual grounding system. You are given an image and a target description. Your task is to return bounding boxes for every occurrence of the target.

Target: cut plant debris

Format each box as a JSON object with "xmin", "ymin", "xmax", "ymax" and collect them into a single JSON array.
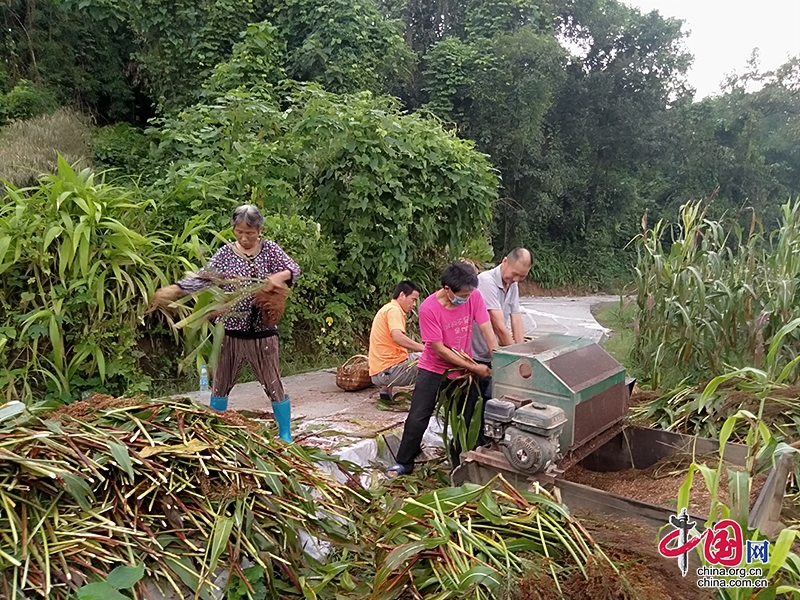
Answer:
[{"xmin": 0, "ymin": 395, "xmax": 617, "ymax": 599}]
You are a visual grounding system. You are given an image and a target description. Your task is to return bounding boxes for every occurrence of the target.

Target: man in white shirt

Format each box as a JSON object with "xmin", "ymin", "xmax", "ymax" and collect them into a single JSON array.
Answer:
[{"xmin": 471, "ymin": 248, "xmax": 532, "ymax": 403}]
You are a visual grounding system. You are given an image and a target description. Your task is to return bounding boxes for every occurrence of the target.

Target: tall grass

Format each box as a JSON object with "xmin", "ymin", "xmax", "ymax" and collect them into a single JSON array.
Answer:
[
  {"xmin": 633, "ymin": 200, "xmax": 800, "ymax": 389},
  {"xmin": 0, "ymin": 108, "xmax": 92, "ymax": 188}
]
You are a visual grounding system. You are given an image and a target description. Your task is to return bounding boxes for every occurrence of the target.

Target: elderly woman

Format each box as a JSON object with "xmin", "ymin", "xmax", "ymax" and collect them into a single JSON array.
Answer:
[{"xmin": 153, "ymin": 204, "xmax": 300, "ymax": 442}]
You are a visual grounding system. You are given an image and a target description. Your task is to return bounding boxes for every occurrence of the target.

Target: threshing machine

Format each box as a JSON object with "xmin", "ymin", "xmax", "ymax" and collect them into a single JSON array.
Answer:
[{"xmin": 451, "ymin": 335, "xmax": 791, "ymax": 535}]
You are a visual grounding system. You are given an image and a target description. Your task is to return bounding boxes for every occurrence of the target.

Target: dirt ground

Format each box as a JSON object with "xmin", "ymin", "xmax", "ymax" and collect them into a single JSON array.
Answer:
[
  {"xmin": 509, "ymin": 512, "xmax": 713, "ymax": 600},
  {"xmin": 564, "ymin": 453, "xmax": 768, "ymax": 518}
]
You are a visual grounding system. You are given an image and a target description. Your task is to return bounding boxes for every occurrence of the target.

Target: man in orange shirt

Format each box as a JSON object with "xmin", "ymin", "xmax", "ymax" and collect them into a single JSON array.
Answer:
[{"xmin": 368, "ymin": 281, "xmax": 426, "ymax": 402}]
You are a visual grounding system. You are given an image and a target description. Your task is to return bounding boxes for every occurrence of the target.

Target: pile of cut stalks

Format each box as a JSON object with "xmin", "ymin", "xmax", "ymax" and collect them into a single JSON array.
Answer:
[{"xmin": 0, "ymin": 395, "xmax": 615, "ymax": 599}]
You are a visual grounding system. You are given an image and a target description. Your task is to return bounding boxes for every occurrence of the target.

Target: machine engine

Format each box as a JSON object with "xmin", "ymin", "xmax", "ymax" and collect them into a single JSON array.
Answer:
[{"xmin": 483, "ymin": 398, "xmax": 567, "ymax": 473}]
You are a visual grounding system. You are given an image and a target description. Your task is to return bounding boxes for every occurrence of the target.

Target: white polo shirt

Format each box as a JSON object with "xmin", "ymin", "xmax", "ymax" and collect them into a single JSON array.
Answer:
[{"xmin": 471, "ymin": 264, "xmax": 521, "ymax": 363}]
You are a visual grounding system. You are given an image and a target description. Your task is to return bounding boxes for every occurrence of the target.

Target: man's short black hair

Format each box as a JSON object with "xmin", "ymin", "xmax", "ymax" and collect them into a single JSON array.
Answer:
[
  {"xmin": 441, "ymin": 261, "xmax": 479, "ymax": 293},
  {"xmin": 393, "ymin": 280, "xmax": 420, "ymax": 299}
]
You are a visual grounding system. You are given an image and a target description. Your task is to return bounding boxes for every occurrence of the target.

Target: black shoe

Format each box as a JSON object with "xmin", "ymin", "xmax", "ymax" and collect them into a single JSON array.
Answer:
[{"xmin": 379, "ymin": 391, "xmax": 392, "ymax": 402}]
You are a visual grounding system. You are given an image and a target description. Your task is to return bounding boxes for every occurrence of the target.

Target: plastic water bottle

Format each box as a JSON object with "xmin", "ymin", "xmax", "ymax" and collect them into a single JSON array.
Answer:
[{"xmin": 199, "ymin": 365, "xmax": 209, "ymax": 392}]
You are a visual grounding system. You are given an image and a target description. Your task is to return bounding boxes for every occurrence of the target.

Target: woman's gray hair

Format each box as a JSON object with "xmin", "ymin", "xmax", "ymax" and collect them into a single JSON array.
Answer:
[{"xmin": 231, "ymin": 204, "xmax": 264, "ymax": 230}]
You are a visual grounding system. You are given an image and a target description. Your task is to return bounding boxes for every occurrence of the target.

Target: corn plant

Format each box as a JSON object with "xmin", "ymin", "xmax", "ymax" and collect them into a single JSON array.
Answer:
[
  {"xmin": 632, "ymin": 319, "xmax": 800, "ymax": 444},
  {"xmin": 633, "ymin": 199, "xmax": 800, "ymax": 389},
  {"xmin": 673, "ymin": 412, "xmax": 800, "ymax": 599},
  {"xmin": 436, "ymin": 374, "xmax": 484, "ymax": 467},
  {"xmin": 0, "ymin": 395, "xmax": 617, "ymax": 599},
  {"xmin": 167, "ymin": 277, "xmax": 266, "ymax": 375},
  {"xmin": 434, "ymin": 348, "xmax": 488, "ymax": 467},
  {"xmin": 0, "ymin": 158, "xmax": 213, "ymax": 402}
]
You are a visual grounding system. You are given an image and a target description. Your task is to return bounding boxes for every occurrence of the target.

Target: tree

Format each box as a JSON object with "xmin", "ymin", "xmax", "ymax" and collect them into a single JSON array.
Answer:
[
  {"xmin": 1, "ymin": 0, "xmax": 143, "ymax": 122},
  {"xmin": 512, "ymin": 0, "xmax": 694, "ymax": 285},
  {"xmin": 117, "ymin": 0, "xmax": 259, "ymax": 110},
  {"xmin": 641, "ymin": 55, "xmax": 800, "ymax": 229},
  {"xmin": 271, "ymin": 0, "xmax": 414, "ymax": 95}
]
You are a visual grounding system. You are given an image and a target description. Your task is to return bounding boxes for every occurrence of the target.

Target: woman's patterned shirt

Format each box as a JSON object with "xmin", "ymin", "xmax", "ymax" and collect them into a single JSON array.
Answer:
[{"xmin": 177, "ymin": 240, "xmax": 300, "ymax": 335}]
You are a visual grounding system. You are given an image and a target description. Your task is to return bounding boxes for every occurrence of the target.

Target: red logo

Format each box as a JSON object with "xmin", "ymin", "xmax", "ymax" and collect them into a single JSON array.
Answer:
[{"xmin": 659, "ymin": 509, "xmax": 744, "ymax": 574}]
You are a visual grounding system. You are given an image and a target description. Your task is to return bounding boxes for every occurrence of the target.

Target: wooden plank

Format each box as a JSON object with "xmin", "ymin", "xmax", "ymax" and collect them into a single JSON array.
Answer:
[{"xmin": 749, "ymin": 452, "xmax": 794, "ymax": 538}]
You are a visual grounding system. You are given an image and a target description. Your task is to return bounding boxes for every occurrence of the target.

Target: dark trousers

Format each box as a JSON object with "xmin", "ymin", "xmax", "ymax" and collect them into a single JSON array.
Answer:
[
  {"xmin": 394, "ymin": 368, "xmax": 480, "ymax": 472},
  {"xmin": 476, "ymin": 360, "xmax": 492, "ymax": 401}
]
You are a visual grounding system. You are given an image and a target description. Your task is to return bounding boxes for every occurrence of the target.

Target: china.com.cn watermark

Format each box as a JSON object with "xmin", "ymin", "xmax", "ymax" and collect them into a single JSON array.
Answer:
[
  {"xmin": 658, "ymin": 508, "xmax": 770, "ymax": 589},
  {"xmin": 696, "ymin": 566, "xmax": 768, "ymax": 588}
]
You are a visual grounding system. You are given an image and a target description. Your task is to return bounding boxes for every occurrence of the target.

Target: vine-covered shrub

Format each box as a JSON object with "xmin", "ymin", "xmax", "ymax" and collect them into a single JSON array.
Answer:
[
  {"xmin": 271, "ymin": 0, "xmax": 413, "ymax": 95},
  {"xmin": 149, "ymin": 83, "xmax": 498, "ymax": 310}
]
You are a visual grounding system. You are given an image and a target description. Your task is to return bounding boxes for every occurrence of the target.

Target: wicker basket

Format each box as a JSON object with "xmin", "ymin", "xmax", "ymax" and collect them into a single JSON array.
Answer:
[{"xmin": 336, "ymin": 354, "xmax": 372, "ymax": 391}]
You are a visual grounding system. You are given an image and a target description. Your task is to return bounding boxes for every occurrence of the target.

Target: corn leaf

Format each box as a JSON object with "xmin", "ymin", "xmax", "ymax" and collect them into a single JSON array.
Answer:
[
  {"xmin": 76, "ymin": 582, "xmax": 128, "ymax": 600},
  {"xmin": 107, "ymin": 441, "xmax": 134, "ymax": 479},
  {"xmin": 768, "ymin": 529, "xmax": 798, "ymax": 579},
  {"xmin": 106, "ymin": 564, "xmax": 145, "ymax": 590},
  {"xmin": 457, "ymin": 565, "xmax": 501, "ymax": 593}
]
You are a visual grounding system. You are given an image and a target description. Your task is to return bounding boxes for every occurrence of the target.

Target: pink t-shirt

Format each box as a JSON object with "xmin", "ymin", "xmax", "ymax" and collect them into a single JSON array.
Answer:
[{"xmin": 417, "ymin": 290, "xmax": 491, "ymax": 375}]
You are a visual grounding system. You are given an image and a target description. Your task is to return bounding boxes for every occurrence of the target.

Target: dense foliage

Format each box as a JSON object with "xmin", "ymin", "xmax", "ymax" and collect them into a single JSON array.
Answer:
[
  {"xmin": 0, "ymin": 22, "xmax": 498, "ymax": 401},
  {"xmin": 0, "ymin": 160, "xmax": 214, "ymax": 401},
  {"xmin": 4, "ymin": 0, "xmax": 800, "ymax": 286},
  {"xmin": 3, "ymin": 0, "xmax": 800, "ymax": 397},
  {"xmin": 0, "ymin": 397, "xmax": 620, "ymax": 599},
  {"xmin": 147, "ymin": 84, "xmax": 496, "ymax": 296}
]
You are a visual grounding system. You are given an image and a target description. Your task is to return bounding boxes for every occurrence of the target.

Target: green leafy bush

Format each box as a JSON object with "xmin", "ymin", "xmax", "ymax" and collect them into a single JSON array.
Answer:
[
  {"xmin": 108, "ymin": 0, "xmax": 259, "ymax": 110},
  {"xmin": 0, "ymin": 79, "xmax": 59, "ymax": 123},
  {"xmin": 92, "ymin": 123, "xmax": 150, "ymax": 175},
  {"xmin": 259, "ymin": 213, "xmax": 356, "ymax": 354},
  {"xmin": 149, "ymin": 83, "xmax": 498, "ymax": 312},
  {"xmin": 0, "ymin": 159, "xmax": 213, "ymax": 402},
  {"xmin": 290, "ymin": 86, "xmax": 497, "ymax": 301},
  {"xmin": 205, "ymin": 21, "xmax": 286, "ymax": 94},
  {"xmin": 272, "ymin": 0, "xmax": 413, "ymax": 95}
]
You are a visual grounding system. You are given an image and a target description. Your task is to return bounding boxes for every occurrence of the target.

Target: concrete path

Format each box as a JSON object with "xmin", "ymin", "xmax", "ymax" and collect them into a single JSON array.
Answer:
[
  {"xmin": 175, "ymin": 295, "xmax": 621, "ymax": 456},
  {"xmin": 178, "ymin": 370, "xmax": 408, "ymax": 454},
  {"xmin": 519, "ymin": 295, "xmax": 620, "ymax": 342}
]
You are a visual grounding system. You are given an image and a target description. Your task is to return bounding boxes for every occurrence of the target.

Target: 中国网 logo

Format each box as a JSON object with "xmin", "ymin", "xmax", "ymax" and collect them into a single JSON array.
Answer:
[{"xmin": 658, "ymin": 508, "xmax": 770, "ymax": 589}]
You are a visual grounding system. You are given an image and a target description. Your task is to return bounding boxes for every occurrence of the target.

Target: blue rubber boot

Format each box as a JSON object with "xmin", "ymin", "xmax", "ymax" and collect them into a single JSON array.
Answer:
[
  {"xmin": 210, "ymin": 396, "xmax": 228, "ymax": 411},
  {"xmin": 272, "ymin": 396, "xmax": 292, "ymax": 442}
]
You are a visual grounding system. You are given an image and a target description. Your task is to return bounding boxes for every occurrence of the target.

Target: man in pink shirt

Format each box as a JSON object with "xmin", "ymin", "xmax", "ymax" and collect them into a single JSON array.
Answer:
[{"xmin": 387, "ymin": 262, "xmax": 498, "ymax": 477}]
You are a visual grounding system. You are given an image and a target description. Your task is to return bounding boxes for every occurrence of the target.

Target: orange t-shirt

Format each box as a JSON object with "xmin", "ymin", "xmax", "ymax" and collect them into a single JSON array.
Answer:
[{"xmin": 368, "ymin": 299, "xmax": 409, "ymax": 376}]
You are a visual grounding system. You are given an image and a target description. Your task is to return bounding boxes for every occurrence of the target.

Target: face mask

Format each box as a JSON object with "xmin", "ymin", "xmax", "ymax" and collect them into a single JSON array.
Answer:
[{"xmin": 450, "ymin": 292, "xmax": 469, "ymax": 306}]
